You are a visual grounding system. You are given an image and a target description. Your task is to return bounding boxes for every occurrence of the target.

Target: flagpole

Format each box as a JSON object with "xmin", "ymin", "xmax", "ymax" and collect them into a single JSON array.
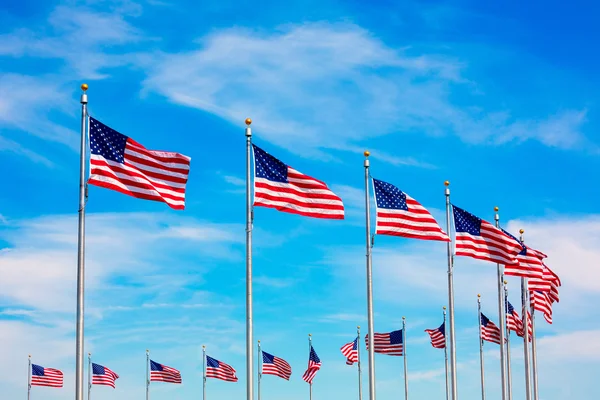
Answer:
[
  {"xmin": 27, "ymin": 355, "xmax": 31, "ymax": 400},
  {"xmin": 146, "ymin": 349, "xmax": 150, "ymax": 400},
  {"xmin": 519, "ymin": 230, "xmax": 532, "ymax": 400},
  {"xmin": 257, "ymin": 341, "xmax": 262, "ymax": 400},
  {"xmin": 203, "ymin": 346, "xmax": 207, "ymax": 400},
  {"xmin": 309, "ymin": 334, "xmax": 313, "ymax": 400},
  {"xmin": 402, "ymin": 317, "xmax": 408, "ymax": 400},
  {"xmin": 88, "ymin": 353, "xmax": 92, "ymax": 400},
  {"xmin": 444, "ymin": 181, "xmax": 458, "ymax": 400},
  {"xmin": 493, "ymin": 207, "xmax": 508, "ymax": 400},
  {"xmin": 75, "ymin": 82, "xmax": 89, "ymax": 400},
  {"xmin": 504, "ymin": 283, "xmax": 513, "ymax": 400},
  {"xmin": 530, "ymin": 308, "xmax": 539, "ymax": 400},
  {"xmin": 477, "ymin": 294, "xmax": 486, "ymax": 400},
  {"xmin": 364, "ymin": 151, "xmax": 376, "ymax": 400},
  {"xmin": 443, "ymin": 307, "xmax": 449, "ymax": 400},
  {"xmin": 245, "ymin": 118, "xmax": 254, "ymax": 400},
  {"xmin": 357, "ymin": 326, "xmax": 363, "ymax": 400}
]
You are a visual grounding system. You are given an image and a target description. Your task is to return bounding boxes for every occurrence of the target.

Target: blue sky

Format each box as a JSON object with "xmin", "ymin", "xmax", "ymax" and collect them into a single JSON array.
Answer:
[{"xmin": 1, "ymin": 0, "xmax": 599, "ymax": 399}]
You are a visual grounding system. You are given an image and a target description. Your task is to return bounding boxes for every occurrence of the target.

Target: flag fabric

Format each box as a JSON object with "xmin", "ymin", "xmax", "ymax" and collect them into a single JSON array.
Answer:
[
  {"xmin": 480, "ymin": 314, "xmax": 502, "ymax": 345},
  {"xmin": 365, "ymin": 329, "xmax": 404, "ymax": 356},
  {"xmin": 529, "ymin": 264, "xmax": 561, "ymax": 297},
  {"xmin": 340, "ymin": 337, "xmax": 359, "ymax": 365},
  {"xmin": 88, "ymin": 117, "xmax": 191, "ymax": 210},
  {"xmin": 372, "ymin": 178, "xmax": 449, "ymax": 241},
  {"xmin": 150, "ymin": 360, "xmax": 182, "ymax": 383},
  {"xmin": 531, "ymin": 291, "xmax": 553, "ymax": 324},
  {"xmin": 206, "ymin": 355, "xmax": 238, "ymax": 382},
  {"xmin": 31, "ymin": 364, "xmax": 63, "ymax": 388},
  {"xmin": 505, "ymin": 300, "xmax": 523, "ymax": 334},
  {"xmin": 517, "ymin": 311, "xmax": 533, "ymax": 341},
  {"xmin": 301, "ymin": 346, "xmax": 322, "ymax": 384},
  {"xmin": 500, "ymin": 231, "xmax": 545, "ymax": 279},
  {"xmin": 453, "ymin": 206, "xmax": 522, "ymax": 265},
  {"xmin": 261, "ymin": 351, "xmax": 292, "ymax": 380},
  {"xmin": 252, "ymin": 144, "xmax": 344, "ymax": 219},
  {"xmin": 424, "ymin": 322, "xmax": 446, "ymax": 349},
  {"xmin": 92, "ymin": 363, "xmax": 119, "ymax": 388}
]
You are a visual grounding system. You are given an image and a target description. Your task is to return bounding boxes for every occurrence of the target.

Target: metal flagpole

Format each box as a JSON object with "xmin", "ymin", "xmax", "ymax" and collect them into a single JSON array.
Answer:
[
  {"xmin": 443, "ymin": 307, "xmax": 449, "ymax": 400},
  {"xmin": 357, "ymin": 326, "xmax": 363, "ymax": 400},
  {"xmin": 364, "ymin": 151, "xmax": 376, "ymax": 400},
  {"xmin": 504, "ymin": 284, "xmax": 513, "ymax": 400},
  {"xmin": 493, "ymin": 207, "xmax": 508, "ymax": 400},
  {"xmin": 27, "ymin": 355, "xmax": 31, "ymax": 400},
  {"xmin": 203, "ymin": 346, "xmax": 207, "ymax": 400},
  {"xmin": 519, "ymin": 230, "xmax": 532, "ymax": 400},
  {"xmin": 402, "ymin": 317, "xmax": 408, "ymax": 400},
  {"xmin": 146, "ymin": 350, "xmax": 150, "ymax": 400},
  {"xmin": 477, "ymin": 294, "xmax": 486, "ymax": 400},
  {"xmin": 88, "ymin": 353, "xmax": 92, "ymax": 400},
  {"xmin": 257, "ymin": 341, "xmax": 262, "ymax": 400},
  {"xmin": 530, "ymin": 307, "xmax": 539, "ymax": 400},
  {"xmin": 444, "ymin": 181, "xmax": 458, "ymax": 400},
  {"xmin": 75, "ymin": 82, "xmax": 89, "ymax": 400},
  {"xmin": 309, "ymin": 334, "xmax": 313, "ymax": 400},
  {"xmin": 245, "ymin": 118, "xmax": 254, "ymax": 400}
]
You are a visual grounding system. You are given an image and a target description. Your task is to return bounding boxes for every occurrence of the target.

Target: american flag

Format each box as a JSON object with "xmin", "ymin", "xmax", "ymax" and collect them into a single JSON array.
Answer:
[
  {"xmin": 517, "ymin": 311, "xmax": 533, "ymax": 341},
  {"xmin": 505, "ymin": 299, "xmax": 523, "ymax": 334},
  {"xmin": 301, "ymin": 346, "xmax": 322, "ymax": 384},
  {"xmin": 252, "ymin": 144, "xmax": 344, "ymax": 219},
  {"xmin": 480, "ymin": 314, "xmax": 502, "ymax": 345},
  {"xmin": 150, "ymin": 360, "xmax": 182, "ymax": 383},
  {"xmin": 261, "ymin": 351, "xmax": 292, "ymax": 380},
  {"xmin": 372, "ymin": 178, "xmax": 449, "ymax": 241},
  {"xmin": 88, "ymin": 117, "xmax": 191, "ymax": 210},
  {"xmin": 340, "ymin": 337, "xmax": 359, "ymax": 365},
  {"xmin": 424, "ymin": 322, "xmax": 446, "ymax": 349},
  {"xmin": 529, "ymin": 264, "xmax": 561, "ymax": 298},
  {"xmin": 531, "ymin": 290, "xmax": 553, "ymax": 324},
  {"xmin": 365, "ymin": 329, "xmax": 404, "ymax": 356},
  {"xmin": 501, "ymin": 230, "xmax": 545, "ymax": 279},
  {"xmin": 453, "ymin": 206, "xmax": 522, "ymax": 265},
  {"xmin": 92, "ymin": 363, "xmax": 119, "ymax": 388},
  {"xmin": 31, "ymin": 364, "xmax": 63, "ymax": 388},
  {"xmin": 206, "ymin": 355, "xmax": 238, "ymax": 382}
]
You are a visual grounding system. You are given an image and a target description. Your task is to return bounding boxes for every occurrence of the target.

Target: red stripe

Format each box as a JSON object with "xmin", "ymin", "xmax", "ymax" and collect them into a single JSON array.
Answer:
[
  {"xmin": 253, "ymin": 201, "xmax": 344, "ymax": 219},
  {"xmin": 88, "ymin": 178, "xmax": 185, "ymax": 210}
]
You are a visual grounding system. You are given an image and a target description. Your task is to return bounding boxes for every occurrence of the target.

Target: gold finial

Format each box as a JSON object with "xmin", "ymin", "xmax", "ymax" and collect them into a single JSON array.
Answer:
[
  {"xmin": 202, "ymin": 345, "xmax": 206, "ymax": 349},
  {"xmin": 519, "ymin": 229, "xmax": 524, "ymax": 234},
  {"xmin": 258, "ymin": 340, "xmax": 261, "ymax": 343},
  {"xmin": 28, "ymin": 354, "xmax": 31, "ymax": 358},
  {"xmin": 494, "ymin": 206, "xmax": 499, "ymax": 212},
  {"xmin": 444, "ymin": 180, "xmax": 450, "ymax": 186},
  {"xmin": 357, "ymin": 325, "xmax": 360, "ymax": 329},
  {"xmin": 402, "ymin": 316, "xmax": 406, "ymax": 320},
  {"xmin": 443, "ymin": 306, "xmax": 447, "ymax": 310},
  {"xmin": 504, "ymin": 280, "xmax": 508, "ymax": 284},
  {"xmin": 364, "ymin": 150, "xmax": 370, "ymax": 157},
  {"xmin": 88, "ymin": 352, "xmax": 91, "ymax": 356},
  {"xmin": 81, "ymin": 83, "xmax": 88, "ymax": 91},
  {"xmin": 308, "ymin": 333, "xmax": 312, "ymax": 337},
  {"xmin": 245, "ymin": 118, "xmax": 252, "ymax": 126},
  {"xmin": 477, "ymin": 294, "xmax": 481, "ymax": 298}
]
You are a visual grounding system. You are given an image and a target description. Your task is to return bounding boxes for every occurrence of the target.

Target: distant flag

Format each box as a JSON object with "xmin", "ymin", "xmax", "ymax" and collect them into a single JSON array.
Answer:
[
  {"xmin": 150, "ymin": 360, "xmax": 182, "ymax": 383},
  {"xmin": 206, "ymin": 355, "xmax": 238, "ymax": 382},
  {"xmin": 453, "ymin": 205, "xmax": 523, "ymax": 265},
  {"xmin": 501, "ymin": 230, "xmax": 545, "ymax": 279},
  {"xmin": 252, "ymin": 144, "xmax": 344, "ymax": 219},
  {"xmin": 301, "ymin": 346, "xmax": 322, "ymax": 384},
  {"xmin": 531, "ymin": 291, "xmax": 553, "ymax": 324},
  {"xmin": 480, "ymin": 314, "xmax": 502, "ymax": 345},
  {"xmin": 261, "ymin": 351, "xmax": 292, "ymax": 380},
  {"xmin": 517, "ymin": 311, "xmax": 533, "ymax": 341},
  {"xmin": 505, "ymin": 299, "xmax": 523, "ymax": 334},
  {"xmin": 424, "ymin": 322, "xmax": 446, "ymax": 349},
  {"xmin": 92, "ymin": 363, "xmax": 119, "ymax": 388},
  {"xmin": 340, "ymin": 337, "xmax": 359, "ymax": 365},
  {"xmin": 31, "ymin": 364, "xmax": 63, "ymax": 388},
  {"xmin": 88, "ymin": 117, "xmax": 191, "ymax": 210},
  {"xmin": 365, "ymin": 329, "xmax": 404, "ymax": 356},
  {"xmin": 372, "ymin": 178, "xmax": 449, "ymax": 241}
]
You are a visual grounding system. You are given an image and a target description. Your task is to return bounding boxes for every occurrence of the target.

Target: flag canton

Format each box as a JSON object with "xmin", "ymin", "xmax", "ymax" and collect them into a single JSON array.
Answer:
[
  {"xmin": 253, "ymin": 145, "xmax": 288, "ymax": 183},
  {"xmin": 262, "ymin": 352, "xmax": 275, "ymax": 364},
  {"xmin": 438, "ymin": 322, "xmax": 446, "ymax": 335},
  {"xmin": 453, "ymin": 206, "xmax": 482, "ymax": 235},
  {"xmin": 89, "ymin": 117, "xmax": 128, "ymax": 163},
  {"xmin": 92, "ymin": 363, "xmax": 106, "ymax": 375},
  {"xmin": 352, "ymin": 338, "xmax": 358, "ymax": 350},
  {"xmin": 481, "ymin": 314, "xmax": 491, "ymax": 326},
  {"xmin": 309, "ymin": 347, "xmax": 320, "ymax": 363},
  {"xmin": 507, "ymin": 300, "xmax": 515, "ymax": 314},
  {"xmin": 206, "ymin": 356, "xmax": 220, "ymax": 368},
  {"xmin": 389, "ymin": 329, "xmax": 404, "ymax": 344},
  {"xmin": 373, "ymin": 179, "xmax": 408, "ymax": 210},
  {"xmin": 150, "ymin": 360, "xmax": 164, "ymax": 371},
  {"xmin": 32, "ymin": 365, "xmax": 45, "ymax": 376},
  {"xmin": 501, "ymin": 228, "xmax": 526, "ymax": 255}
]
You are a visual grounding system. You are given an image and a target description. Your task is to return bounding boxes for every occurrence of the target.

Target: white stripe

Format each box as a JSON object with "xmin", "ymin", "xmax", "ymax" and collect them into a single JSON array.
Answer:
[
  {"xmin": 91, "ymin": 155, "xmax": 188, "ymax": 189},
  {"xmin": 125, "ymin": 146, "xmax": 191, "ymax": 170},
  {"xmin": 255, "ymin": 178, "xmax": 343, "ymax": 199},
  {"xmin": 89, "ymin": 175, "xmax": 185, "ymax": 207},
  {"xmin": 254, "ymin": 197, "xmax": 344, "ymax": 216}
]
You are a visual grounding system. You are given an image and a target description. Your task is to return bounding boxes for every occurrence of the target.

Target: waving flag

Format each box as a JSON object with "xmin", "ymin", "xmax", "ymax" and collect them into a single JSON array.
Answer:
[
  {"xmin": 453, "ymin": 205, "xmax": 522, "ymax": 265},
  {"xmin": 424, "ymin": 322, "xmax": 446, "ymax": 349},
  {"xmin": 365, "ymin": 329, "xmax": 404, "ymax": 356},
  {"xmin": 501, "ymin": 230, "xmax": 545, "ymax": 279},
  {"xmin": 517, "ymin": 311, "xmax": 533, "ymax": 341},
  {"xmin": 373, "ymin": 178, "xmax": 449, "ymax": 241},
  {"xmin": 31, "ymin": 364, "xmax": 63, "ymax": 388},
  {"xmin": 252, "ymin": 144, "xmax": 344, "ymax": 219},
  {"xmin": 261, "ymin": 351, "xmax": 292, "ymax": 380},
  {"xmin": 302, "ymin": 346, "xmax": 322, "ymax": 384},
  {"xmin": 88, "ymin": 117, "xmax": 191, "ymax": 210},
  {"xmin": 206, "ymin": 355, "xmax": 238, "ymax": 382},
  {"xmin": 92, "ymin": 363, "xmax": 119, "ymax": 388},
  {"xmin": 531, "ymin": 291, "xmax": 553, "ymax": 324},
  {"xmin": 150, "ymin": 360, "xmax": 181, "ymax": 383},
  {"xmin": 480, "ymin": 314, "xmax": 502, "ymax": 345},
  {"xmin": 340, "ymin": 337, "xmax": 359, "ymax": 365},
  {"xmin": 505, "ymin": 300, "xmax": 523, "ymax": 334}
]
